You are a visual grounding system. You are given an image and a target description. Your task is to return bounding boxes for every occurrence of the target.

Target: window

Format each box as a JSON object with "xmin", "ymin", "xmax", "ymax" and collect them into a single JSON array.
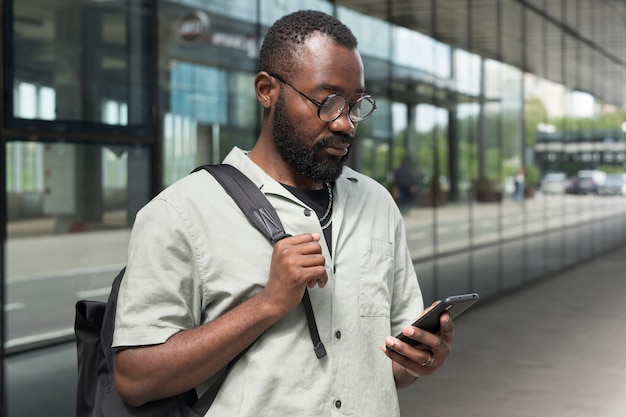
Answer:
[{"xmin": 5, "ymin": 0, "xmax": 153, "ymax": 139}]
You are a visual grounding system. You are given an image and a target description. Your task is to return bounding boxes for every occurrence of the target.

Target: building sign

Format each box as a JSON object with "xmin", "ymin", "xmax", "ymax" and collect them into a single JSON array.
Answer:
[
  {"xmin": 175, "ymin": 10, "xmax": 210, "ymax": 45},
  {"xmin": 174, "ymin": 9, "xmax": 257, "ymax": 58}
]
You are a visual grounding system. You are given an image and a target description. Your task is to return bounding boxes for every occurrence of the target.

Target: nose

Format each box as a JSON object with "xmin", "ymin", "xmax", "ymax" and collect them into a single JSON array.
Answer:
[{"xmin": 329, "ymin": 105, "xmax": 356, "ymax": 134}]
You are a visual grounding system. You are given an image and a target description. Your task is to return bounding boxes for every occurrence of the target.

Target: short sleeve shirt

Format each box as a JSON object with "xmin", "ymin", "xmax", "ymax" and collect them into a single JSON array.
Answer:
[{"xmin": 113, "ymin": 147, "xmax": 423, "ymax": 417}]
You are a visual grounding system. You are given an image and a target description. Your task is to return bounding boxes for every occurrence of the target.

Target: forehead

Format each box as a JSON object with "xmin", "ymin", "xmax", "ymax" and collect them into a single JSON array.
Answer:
[{"xmin": 295, "ymin": 33, "xmax": 365, "ymax": 92}]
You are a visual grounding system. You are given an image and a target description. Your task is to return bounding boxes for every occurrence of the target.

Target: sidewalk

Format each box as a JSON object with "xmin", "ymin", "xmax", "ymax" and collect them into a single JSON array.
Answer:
[{"xmin": 398, "ymin": 244, "xmax": 626, "ymax": 417}]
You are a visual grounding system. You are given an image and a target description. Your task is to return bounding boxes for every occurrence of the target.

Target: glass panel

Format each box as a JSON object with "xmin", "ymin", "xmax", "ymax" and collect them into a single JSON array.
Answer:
[
  {"xmin": 8, "ymin": 0, "xmax": 151, "ymax": 133},
  {"xmin": 338, "ymin": 7, "xmax": 391, "ymax": 61},
  {"xmin": 259, "ymin": 0, "xmax": 332, "ymax": 26},
  {"xmin": 162, "ymin": 65, "xmax": 257, "ymax": 184},
  {"xmin": 415, "ymin": 104, "xmax": 438, "ymax": 206},
  {"xmin": 545, "ymin": 229, "xmax": 564, "ymax": 273},
  {"xmin": 563, "ymin": 226, "xmax": 580, "ymax": 266},
  {"xmin": 484, "ymin": 61, "xmax": 504, "ymax": 190},
  {"xmin": 388, "ymin": 101, "xmax": 408, "ymax": 188},
  {"xmin": 501, "ymin": 240, "xmax": 524, "ymax": 290},
  {"xmin": 525, "ymin": 234, "xmax": 544, "ymax": 281},
  {"xmin": 579, "ymin": 222, "xmax": 594, "ymax": 260},
  {"xmin": 356, "ymin": 97, "xmax": 391, "ymax": 183},
  {"xmin": 501, "ymin": 0, "xmax": 523, "ymax": 68},
  {"xmin": 414, "ymin": 260, "xmax": 436, "ymax": 306},
  {"xmin": 203, "ymin": 0, "xmax": 260, "ymax": 21},
  {"xmin": 472, "ymin": 246, "xmax": 500, "ymax": 299},
  {"xmin": 392, "ymin": 27, "xmax": 436, "ymax": 74},
  {"xmin": 5, "ymin": 141, "xmax": 150, "ymax": 351},
  {"xmin": 6, "ymin": 344, "xmax": 76, "ymax": 416},
  {"xmin": 436, "ymin": 252, "xmax": 471, "ymax": 300},
  {"xmin": 158, "ymin": 4, "xmax": 261, "ymax": 187},
  {"xmin": 455, "ymin": 49, "xmax": 481, "ymax": 97},
  {"xmin": 457, "ymin": 100, "xmax": 479, "ymax": 216}
]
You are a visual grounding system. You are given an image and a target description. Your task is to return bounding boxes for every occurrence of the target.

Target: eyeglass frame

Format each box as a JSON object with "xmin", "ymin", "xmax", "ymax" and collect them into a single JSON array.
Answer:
[{"xmin": 268, "ymin": 73, "xmax": 377, "ymax": 123}]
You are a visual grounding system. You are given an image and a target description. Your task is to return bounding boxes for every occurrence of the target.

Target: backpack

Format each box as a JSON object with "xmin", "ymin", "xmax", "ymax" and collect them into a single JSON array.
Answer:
[{"xmin": 74, "ymin": 164, "xmax": 325, "ymax": 417}]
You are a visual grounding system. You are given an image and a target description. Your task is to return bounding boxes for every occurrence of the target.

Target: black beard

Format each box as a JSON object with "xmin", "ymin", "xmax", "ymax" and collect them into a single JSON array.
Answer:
[{"xmin": 272, "ymin": 93, "xmax": 352, "ymax": 183}]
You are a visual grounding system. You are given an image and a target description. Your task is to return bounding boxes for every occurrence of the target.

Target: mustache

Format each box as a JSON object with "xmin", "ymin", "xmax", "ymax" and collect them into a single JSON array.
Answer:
[{"xmin": 315, "ymin": 134, "xmax": 353, "ymax": 149}]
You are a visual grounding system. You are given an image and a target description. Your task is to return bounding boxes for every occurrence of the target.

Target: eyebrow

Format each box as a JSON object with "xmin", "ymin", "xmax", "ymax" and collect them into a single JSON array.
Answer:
[{"xmin": 316, "ymin": 81, "xmax": 366, "ymax": 96}]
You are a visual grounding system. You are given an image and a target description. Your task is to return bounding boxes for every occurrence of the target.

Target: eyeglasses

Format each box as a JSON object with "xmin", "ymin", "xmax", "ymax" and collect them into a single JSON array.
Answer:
[{"xmin": 269, "ymin": 73, "xmax": 376, "ymax": 123}]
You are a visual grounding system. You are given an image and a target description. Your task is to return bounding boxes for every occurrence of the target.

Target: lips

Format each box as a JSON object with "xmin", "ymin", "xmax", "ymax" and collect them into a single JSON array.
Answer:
[{"xmin": 324, "ymin": 144, "xmax": 350, "ymax": 156}]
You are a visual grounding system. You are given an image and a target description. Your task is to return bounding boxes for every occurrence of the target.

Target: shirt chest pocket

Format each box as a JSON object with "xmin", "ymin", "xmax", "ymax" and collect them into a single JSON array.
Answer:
[{"xmin": 357, "ymin": 237, "xmax": 393, "ymax": 317}]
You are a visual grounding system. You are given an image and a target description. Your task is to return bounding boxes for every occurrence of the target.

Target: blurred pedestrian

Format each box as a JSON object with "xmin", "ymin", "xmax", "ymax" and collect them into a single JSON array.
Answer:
[{"xmin": 514, "ymin": 167, "xmax": 525, "ymax": 202}]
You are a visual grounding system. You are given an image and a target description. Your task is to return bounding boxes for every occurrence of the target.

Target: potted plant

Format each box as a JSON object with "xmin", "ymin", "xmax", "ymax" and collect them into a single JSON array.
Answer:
[
  {"xmin": 417, "ymin": 177, "xmax": 447, "ymax": 207},
  {"xmin": 524, "ymin": 165, "xmax": 540, "ymax": 198},
  {"xmin": 474, "ymin": 177, "xmax": 502, "ymax": 202}
]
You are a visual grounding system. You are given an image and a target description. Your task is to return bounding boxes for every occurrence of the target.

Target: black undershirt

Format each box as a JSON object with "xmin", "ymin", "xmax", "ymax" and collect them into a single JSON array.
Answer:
[{"xmin": 281, "ymin": 183, "xmax": 332, "ymax": 253}]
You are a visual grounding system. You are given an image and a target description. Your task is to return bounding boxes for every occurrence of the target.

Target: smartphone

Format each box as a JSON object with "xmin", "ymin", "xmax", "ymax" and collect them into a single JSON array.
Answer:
[{"xmin": 396, "ymin": 293, "xmax": 479, "ymax": 347}]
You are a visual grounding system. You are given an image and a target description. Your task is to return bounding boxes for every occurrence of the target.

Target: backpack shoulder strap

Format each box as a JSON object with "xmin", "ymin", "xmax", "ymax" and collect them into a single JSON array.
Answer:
[{"xmin": 193, "ymin": 164, "xmax": 289, "ymax": 243}]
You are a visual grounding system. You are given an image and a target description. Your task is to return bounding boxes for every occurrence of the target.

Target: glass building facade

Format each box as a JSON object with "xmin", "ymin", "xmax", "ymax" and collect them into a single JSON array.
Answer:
[{"xmin": 1, "ymin": 0, "xmax": 626, "ymax": 415}]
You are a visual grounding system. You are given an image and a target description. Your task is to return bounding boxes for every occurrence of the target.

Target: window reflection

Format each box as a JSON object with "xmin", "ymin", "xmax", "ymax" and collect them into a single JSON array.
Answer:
[
  {"xmin": 5, "ymin": 142, "xmax": 149, "ymax": 352},
  {"xmin": 9, "ymin": 0, "xmax": 151, "ymax": 130}
]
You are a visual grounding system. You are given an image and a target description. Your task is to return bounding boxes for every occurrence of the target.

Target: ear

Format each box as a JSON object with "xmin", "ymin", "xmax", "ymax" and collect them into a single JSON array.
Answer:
[{"xmin": 255, "ymin": 71, "xmax": 278, "ymax": 110}]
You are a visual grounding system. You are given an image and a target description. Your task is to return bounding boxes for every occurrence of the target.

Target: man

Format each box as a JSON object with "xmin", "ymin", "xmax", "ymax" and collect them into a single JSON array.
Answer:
[{"xmin": 113, "ymin": 10, "xmax": 454, "ymax": 416}]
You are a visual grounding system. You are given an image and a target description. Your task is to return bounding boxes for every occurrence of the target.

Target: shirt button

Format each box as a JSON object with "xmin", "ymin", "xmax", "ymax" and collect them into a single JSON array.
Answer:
[
  {"xmin": 335, "ymin": 330, "xmax": 342, "ymax": 339},
  {"xmin": 304, "ymin": 208, "xmax": 312, "ymax": 216},
  {"xmin": 335, "ymin": 400, "xmax": 342, "ymax": 409},
  {"xmin": 333, "ymin": 265, "xmax": 337, "ymax": 273}
]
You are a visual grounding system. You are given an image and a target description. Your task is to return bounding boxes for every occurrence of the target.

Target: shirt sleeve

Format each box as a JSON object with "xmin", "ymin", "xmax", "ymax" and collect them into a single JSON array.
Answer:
[{"xmin": 112, "ymin": 197, "xmax": 204, "ymax": 348}]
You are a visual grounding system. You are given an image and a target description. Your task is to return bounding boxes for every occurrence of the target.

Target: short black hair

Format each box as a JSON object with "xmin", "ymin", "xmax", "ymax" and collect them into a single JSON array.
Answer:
[{"xmin": 258, "ymin": 10, "xmax": 358, "ymax": 79}]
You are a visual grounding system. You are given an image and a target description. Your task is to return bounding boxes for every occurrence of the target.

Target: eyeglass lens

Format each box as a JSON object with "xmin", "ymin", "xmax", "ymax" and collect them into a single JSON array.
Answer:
[{"xmin": 320, "ymin": 95, "xmax": 375, "ymax": 123}]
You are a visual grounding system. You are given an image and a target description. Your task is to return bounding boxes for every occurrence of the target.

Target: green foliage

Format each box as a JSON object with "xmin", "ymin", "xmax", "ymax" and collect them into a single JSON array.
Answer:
[
  {"xmin": 524, "ymin": 96, "xmax": 549, "ymax": 146},
  {"xmin": 596, "ymin": 165, "xmax": 624, "ymax": 174},
  {"xmin": 525, "ymin": 165, "xmax": 540, "ymax": 186}
]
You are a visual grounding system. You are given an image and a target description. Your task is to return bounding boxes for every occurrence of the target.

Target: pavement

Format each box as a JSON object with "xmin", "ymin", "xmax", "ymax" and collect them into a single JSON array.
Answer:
[{"xmin": 398, "ymin": 244, "xmax": 626, "ymax": 417}]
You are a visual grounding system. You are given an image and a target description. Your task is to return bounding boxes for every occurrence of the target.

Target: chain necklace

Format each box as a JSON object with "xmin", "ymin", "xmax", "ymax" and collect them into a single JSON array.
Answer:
[{"xmin": 319, "ymin": 182, "xmax": 333, "ymax": 229}]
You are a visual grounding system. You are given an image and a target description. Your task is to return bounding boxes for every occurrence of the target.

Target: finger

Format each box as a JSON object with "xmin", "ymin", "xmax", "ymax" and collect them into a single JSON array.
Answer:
[
  {"xmin": 274, "ymin": 241, "xmax": 322, "ymax": 264},
  {"xmin": 298, "ymin": 241, "xmax": 324, "ymax": 256},
  {"xmin": 282, "ymin": 237, "xmax": 324, "ymax": 256},
  {"xmin": 299, "ymin": 253, "xmax": 326, "ymax": 267},
  {"xmin": 304, "ymin": 258, "xmax": 329, "ymax": 288},
  {"xmin": 381, "ymin": 339, "xmax": 437, "ymax": 376},
  {"xmin": 439, "ymin": 313, "xmax": 455, "ymax": 343},
  {"xmin": 291, "ymin": 232, "xmax": 321, "ymax": 244},
  {"xmin": 276, "ymin": 233, "xmax": 320, "ymax": 249},
  {"xmin": 400, "ymin": 325, "xmax": 450, "ymax": 357},
  {"xmin": 421, "ymin": 300, "xmax": 441, "ymax": 315}
]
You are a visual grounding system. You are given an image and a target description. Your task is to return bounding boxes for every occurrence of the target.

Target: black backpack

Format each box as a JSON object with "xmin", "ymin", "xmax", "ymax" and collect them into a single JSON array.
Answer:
[{"xmin": 74, "ymin": 164, "xmax": 325, "ymax": 417}]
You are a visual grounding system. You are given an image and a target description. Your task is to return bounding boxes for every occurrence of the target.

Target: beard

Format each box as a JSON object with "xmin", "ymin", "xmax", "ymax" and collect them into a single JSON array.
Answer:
[{"xmin": 272, "ymin": 92, "xmax": 352, "ymax": 183}]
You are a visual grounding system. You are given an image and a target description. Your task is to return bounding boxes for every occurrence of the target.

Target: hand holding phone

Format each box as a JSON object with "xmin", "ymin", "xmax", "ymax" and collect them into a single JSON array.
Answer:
[{"xmin": 396, "ymin": 293, "xmax": 479, "ymax": 347}]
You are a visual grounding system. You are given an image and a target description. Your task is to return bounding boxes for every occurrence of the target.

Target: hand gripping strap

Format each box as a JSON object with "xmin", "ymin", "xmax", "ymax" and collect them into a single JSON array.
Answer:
[{"xmin": 194, "ymin": 164, "xmax": 327, "ymax": 357}]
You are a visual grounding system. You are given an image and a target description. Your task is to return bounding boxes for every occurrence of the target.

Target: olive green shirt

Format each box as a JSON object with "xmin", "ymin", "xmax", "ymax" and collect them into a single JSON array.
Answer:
[{"xmin": 113, "ymin": 147, "xmax": 423, "ymax": 416}]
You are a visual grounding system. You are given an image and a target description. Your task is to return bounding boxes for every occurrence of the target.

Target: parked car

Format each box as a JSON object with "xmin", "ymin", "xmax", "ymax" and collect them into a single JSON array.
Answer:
[
  {"xmin": 598, "ymin": 173, "xmax": 626, "ymax": 195},
  {"xmin": 541, "ymin": 172, "xmax": 567, "ymax": 194},
  {"xmin": 566, "ymin": 170, "xmax": 607, "ymax": 194}
]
